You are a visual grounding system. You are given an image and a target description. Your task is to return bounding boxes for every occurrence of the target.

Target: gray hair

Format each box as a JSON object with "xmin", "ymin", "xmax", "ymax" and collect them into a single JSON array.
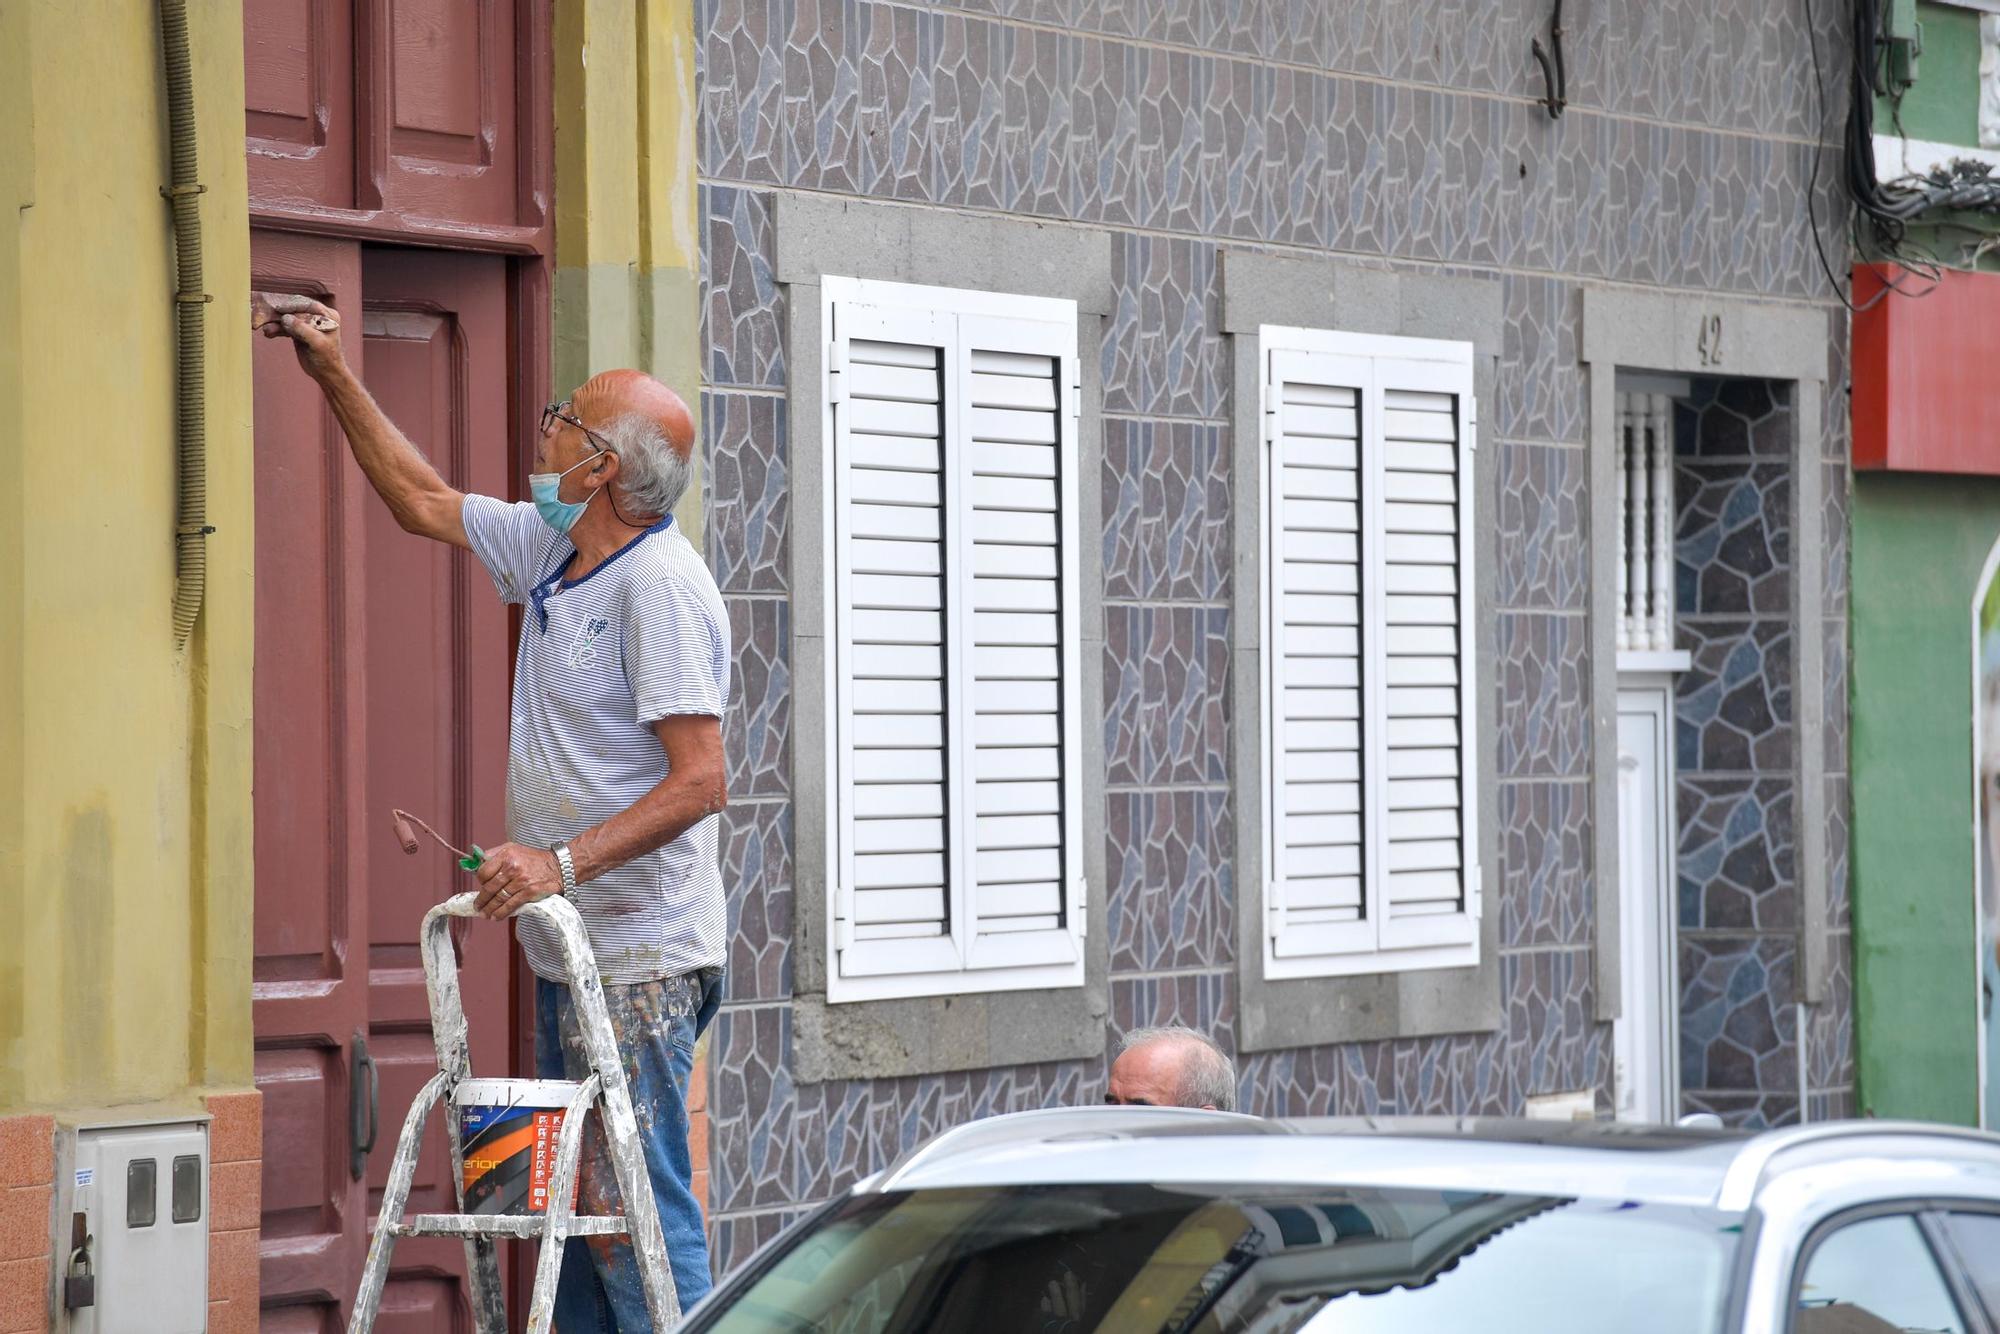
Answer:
[
  {"xmin": 1118, "ymin": 1025, "xmax": 1238, "ymax": 1111},
  {"xmin": 600, "ymin": 411, "xmax": 692, "ymax": 519}
]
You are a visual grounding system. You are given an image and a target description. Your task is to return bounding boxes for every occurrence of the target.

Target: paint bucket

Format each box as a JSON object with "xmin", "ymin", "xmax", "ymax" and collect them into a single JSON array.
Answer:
[{"xmin": 456, "ymin": 1078, "xmax": 582, "ymax": 1215}]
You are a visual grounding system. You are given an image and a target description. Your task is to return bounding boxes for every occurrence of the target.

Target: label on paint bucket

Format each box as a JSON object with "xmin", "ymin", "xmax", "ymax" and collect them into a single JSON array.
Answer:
[{"xmin": 456, "ymin": 1078, "xmax": 582, "ymax": 1215}]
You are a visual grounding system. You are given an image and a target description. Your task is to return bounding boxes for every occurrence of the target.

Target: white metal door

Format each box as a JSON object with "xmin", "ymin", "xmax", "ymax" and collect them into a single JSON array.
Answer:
[{"xmin": 1615, "ymin": 685, "xmax": 1679, "ymax": 1122}]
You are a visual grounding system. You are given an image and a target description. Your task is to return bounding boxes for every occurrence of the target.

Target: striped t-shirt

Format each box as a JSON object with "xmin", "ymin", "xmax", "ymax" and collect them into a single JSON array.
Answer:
[{"xmin": 462, "ymin": 494, "xmax": 731, "ymax": 985}]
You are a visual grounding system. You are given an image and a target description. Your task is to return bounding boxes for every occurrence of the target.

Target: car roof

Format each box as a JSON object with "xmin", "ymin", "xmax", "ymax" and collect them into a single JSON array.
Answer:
[{"xmin": 865, "ymin": 1107, "xmax": 2000, "ymax": 1211}]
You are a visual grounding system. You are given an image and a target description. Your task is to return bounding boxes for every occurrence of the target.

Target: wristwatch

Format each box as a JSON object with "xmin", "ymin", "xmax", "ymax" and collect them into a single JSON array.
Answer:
[{"xmin": 551, "ymin": 842, "xmax": 579, "ymax": 897}]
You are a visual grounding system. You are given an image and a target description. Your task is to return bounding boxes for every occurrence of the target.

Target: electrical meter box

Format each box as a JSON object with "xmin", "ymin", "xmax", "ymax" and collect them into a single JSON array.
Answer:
[{"xmin": 69, "ymin": 1121, "xmax": 208, "ymax": 1333}]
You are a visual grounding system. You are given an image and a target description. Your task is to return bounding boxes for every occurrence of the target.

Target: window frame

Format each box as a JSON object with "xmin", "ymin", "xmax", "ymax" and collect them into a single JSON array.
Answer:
[
  {"xmin": 1257, "ymin": 324, "xmax": 1482, "ymax": 982},
  {"xmin": 818, "ymin": 275, "xmax": 1088, "ymax": 1005},
  {"xmin": 774, "ymin": 195, "xmax": 1112, "ymax": 1083},
  {"xmin": 1935, "ymin": 1205, "xmax": 2000, "ymax": 1329},
  {"xmin": 1784, "ymin": 1202, "xmax": 1992, "ymax": 1334}
]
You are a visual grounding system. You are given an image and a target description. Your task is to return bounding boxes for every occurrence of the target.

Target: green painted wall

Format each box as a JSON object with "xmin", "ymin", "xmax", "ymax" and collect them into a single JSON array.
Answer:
[
  {"xmin": 1852, "ymin": 472, "xmax": 2000, "ymax": 1125},
  {"xmin": 1881, "ymin": 3, "xmax": 1984, "ymax": 147},
  {"xmin": 1872, "ymin": 4, "xmax": 1998, "ymax": 271}
]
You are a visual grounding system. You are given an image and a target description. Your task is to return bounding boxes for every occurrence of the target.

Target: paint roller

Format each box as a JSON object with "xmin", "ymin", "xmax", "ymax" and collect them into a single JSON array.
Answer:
[
  {"xmin": 391, "ymin": 809, "xmax": 483, "ymax": 953},
  {"xmin": 390, "ymin": 808, "xmax": 484, "ymax": 871}
]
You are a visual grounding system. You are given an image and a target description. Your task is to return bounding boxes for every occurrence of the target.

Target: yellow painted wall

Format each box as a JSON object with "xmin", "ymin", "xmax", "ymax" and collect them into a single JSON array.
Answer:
[
  {"xmin": 553, "ymin": 0, "xmax": 705, "ymax": 552},
  {"xmin": 0, "ymin": 1, "xmax": 254, "ymax": 1113}
]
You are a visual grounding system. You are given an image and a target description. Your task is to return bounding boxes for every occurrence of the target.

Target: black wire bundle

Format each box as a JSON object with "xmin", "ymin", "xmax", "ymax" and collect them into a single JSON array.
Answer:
[
  {"xmin": 1848, "ymin": 0, "xmax": 2000, "ymax": 224},
  {"xmin": 1815, "ymin": 0, "xmax": 2000, "ymax": 306}
]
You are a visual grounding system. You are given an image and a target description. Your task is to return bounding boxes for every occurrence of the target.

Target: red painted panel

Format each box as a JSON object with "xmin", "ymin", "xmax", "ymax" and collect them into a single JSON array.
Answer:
[
  {"xmin": 359, "ymin": 0, "xmax": 521, "ymax": 226},
  {"xmin": 359, "ymin": 246, "xmax": 517, "ymax": 1327},
  {"xmin": 1853, "ymin": 264, "xmax": 2000, "ymax": 474},
  {"xmin": 251, "ymin": 229, "xmax": 371, "ymax": 1314},
  {"xmin": 245, "ymin": 0, "xmax": 357, "ymax": 210}
]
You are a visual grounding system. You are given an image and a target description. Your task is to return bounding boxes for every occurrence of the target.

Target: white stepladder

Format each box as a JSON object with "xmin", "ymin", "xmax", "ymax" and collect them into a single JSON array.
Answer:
[{"xmin": 349, "ymin": 891, "xmax": 681, "ymax": 1333}]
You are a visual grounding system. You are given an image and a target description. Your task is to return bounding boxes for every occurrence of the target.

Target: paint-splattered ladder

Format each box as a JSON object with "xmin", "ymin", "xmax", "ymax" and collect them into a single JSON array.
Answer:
[{"xmin": 348, "ymin": 891, "xmax": 680, "ymax": 1332}]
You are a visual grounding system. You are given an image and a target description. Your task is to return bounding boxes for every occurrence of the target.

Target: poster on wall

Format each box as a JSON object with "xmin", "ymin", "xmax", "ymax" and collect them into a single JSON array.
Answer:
[{"xmin": 1977, "ymin": 572, "xmax": 2000, "ymax": 1130}]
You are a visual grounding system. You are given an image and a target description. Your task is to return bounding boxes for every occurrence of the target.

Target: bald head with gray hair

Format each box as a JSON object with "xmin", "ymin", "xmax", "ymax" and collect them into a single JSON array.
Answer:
[
  {"xmin": 599, "ymin": 410, "xmax": 693, "ymax": 517},
  {"xmin": 1106, "ymin": 1025, "xmax": 1237, "ymax": 1112},
  {"xmin": 565, "ymin": 368, "xmax": 697, "ymax": 523}
]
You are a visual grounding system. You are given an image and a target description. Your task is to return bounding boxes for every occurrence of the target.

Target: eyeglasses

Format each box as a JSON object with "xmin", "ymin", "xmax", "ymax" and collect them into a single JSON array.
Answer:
[{"xmin": 541, "ymin": 400, "xmax": 614, "ymax": 455}]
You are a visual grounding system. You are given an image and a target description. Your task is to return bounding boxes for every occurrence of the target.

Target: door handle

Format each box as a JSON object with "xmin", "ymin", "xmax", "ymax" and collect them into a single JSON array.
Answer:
[{"xmin": 349, "ymin": 1031, "xmax": 380, "ymax": 1181}]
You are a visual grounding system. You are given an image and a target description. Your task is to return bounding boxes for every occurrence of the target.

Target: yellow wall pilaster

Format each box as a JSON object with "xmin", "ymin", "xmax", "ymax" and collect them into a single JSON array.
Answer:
[
  {"xmin": 553, "ymin": 0, "xmax": 705, "ymax": 551},
  {"xmin": 0, "ymin": 0, "xmax": 254, "ymax": 1112}
]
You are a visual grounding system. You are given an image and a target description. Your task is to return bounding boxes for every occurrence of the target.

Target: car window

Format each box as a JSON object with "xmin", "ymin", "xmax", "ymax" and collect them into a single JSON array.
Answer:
[
  {"xmin": 689, "ymin": 1183, "xmax": 1740, "ymax": 1334},
  {"xmin": 1941, "ymin": 1212, "xmax": 2000, "ymax": 1322},
  {"xmin": 1794, "ymin": 1214, "xmax": 1965, "ymax": 1334}
]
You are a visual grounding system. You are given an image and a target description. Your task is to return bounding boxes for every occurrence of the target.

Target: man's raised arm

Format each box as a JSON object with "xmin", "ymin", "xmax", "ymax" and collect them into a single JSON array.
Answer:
[{"xmin": 253, "ymin": 292, "xmax": 469, "ymax": 549}]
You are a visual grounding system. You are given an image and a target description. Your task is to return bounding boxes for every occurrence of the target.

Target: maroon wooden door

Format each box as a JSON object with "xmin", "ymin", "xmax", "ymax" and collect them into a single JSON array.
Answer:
[
  {"xmin": 246, "ymin": 2, "xmax": 551, "ymax": 1327},
  {"xmin": 251, "ymin": 231, "xmax": 374, "ymax": 1333},
  {"xmin": 252, "ymin": 238, "xmax": 519, "ymax": 1331}
]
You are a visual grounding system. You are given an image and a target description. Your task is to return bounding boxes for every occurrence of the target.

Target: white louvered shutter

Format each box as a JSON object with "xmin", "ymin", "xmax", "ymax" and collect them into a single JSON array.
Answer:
[
  {"xmin": 1266, "ymin": 350, "xmax": 1375, "ymax": 964},
  {"xmin": 1262, "ymin": 334, "xmax": 1478, "ymax": 978},
  {"xmin": 828, "ymin": 302, "xmax": 963, "ymax": 981},
  {"xmin": 1371, "ymin": 359, "xmax": 1478, "ymax": 952},
  {"xmin": 954, "ymin": 316, "xmax": 1085, "ymax": 972},
  {"xmin": 825, "ymin": 283, "xmax": 1086, "ymax": 1000}
]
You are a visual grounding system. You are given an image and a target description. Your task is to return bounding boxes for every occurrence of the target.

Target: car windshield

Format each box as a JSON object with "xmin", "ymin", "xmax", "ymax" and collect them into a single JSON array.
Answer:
[{"xmin": 689, "ymin": 1182, "xmax": 1741, "ymax": 1334}]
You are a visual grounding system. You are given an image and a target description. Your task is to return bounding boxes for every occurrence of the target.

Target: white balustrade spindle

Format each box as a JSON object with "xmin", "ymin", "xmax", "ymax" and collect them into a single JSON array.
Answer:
[
  {"xmin": 1647, "ymin": 393, "xmax": 1673, "ymax": 652},
  {"xmin": 1617, "ymin": 395, "xmax": 1633, "ymax": 652},
  {"xmin": 1615, "ymin": 390, "xmax": 1678, "ymax": 656}
]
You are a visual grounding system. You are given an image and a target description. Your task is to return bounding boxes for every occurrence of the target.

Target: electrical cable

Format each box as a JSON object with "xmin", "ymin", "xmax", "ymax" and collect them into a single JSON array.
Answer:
[
  {"xmin": 1837, "ymin": 0, "xmax": 2000, "ymax": 292},
  {"xmin": 1806, "ymin": 0, "xmax": 1876, "ymax": 312}
]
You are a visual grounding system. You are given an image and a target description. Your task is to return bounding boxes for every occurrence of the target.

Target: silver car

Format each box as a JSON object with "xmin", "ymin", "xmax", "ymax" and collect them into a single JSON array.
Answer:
[{"xmin": 683, "ymin": 1108, "xmax": 2000, "ymax": 1333}]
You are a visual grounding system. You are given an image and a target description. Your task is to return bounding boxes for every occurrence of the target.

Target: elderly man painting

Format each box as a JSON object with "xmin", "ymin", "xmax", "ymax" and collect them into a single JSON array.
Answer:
[
  {"xmin": 1104, "ymin": 1026, "xmax": 1238, "ymax": 1111},
  {"xmin": 256, "ymin": 294, "xmax": 728, "ymax": 1325}
]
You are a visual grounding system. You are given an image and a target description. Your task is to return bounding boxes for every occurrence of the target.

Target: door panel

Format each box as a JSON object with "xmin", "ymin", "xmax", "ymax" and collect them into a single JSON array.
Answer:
[
  {"xmin": 245, "ymin": 0, "xmax": 358, "ymax": 210},
  {"xmin": 373, "ymin": 0, "xmax": 521, "ymax": 223},
  {"xmin": 247, "ymin": 0, "xmax": 527, "ymax": 227},
  {"xmin": 1614, "ymin": 688, "xmax": 1677, "ymax": 1124},
  {"xmin": 251, "ymin": 230, "xmax": 371, "ymax": 1325},
  {"xmin": 358, "ymin": 247, "xmax": 517, "ymax": 1318}
]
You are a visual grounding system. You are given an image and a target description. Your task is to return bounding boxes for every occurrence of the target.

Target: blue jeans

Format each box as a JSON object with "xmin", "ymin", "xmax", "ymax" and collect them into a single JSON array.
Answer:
[{"xmin": 534, "ymin": 967, "xmax": 723, "ymax": 1330}]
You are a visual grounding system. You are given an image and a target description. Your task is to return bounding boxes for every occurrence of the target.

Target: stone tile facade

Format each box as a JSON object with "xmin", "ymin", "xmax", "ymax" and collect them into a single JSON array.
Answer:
[
  {"xmin": 1672, "ymin": 383, "xmax": 1856, "ymax": 1127},
  {"xmin": 696, "ymin": 0, "xmax": 1855, "ymax": 1268}
]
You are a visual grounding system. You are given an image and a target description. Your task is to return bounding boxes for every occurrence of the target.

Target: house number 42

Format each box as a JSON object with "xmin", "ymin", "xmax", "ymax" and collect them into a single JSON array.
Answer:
[{"xmin": 1696, "ymin": 313, "xmax": 1724, "ymax": 366}]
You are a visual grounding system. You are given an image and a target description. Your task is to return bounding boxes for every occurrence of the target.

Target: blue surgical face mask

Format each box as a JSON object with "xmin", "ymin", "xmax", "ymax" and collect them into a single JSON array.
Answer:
[{"xmin": 528, "ymin": 450, "xmax": 603, "ymax": 535}]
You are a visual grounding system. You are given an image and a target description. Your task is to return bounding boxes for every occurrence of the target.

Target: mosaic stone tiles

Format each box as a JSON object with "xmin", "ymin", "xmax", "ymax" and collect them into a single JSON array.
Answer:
[
  {"xmin": 704, "ymin": 391, "xmax": 790, "ymax": 596},
  {"xmin": 1498, "ymin": 780, "xmax": 1594, "ymax": 950},
  {"xmin": 1676, "ymin": 778, "xmax": 1797, "ymax": 933},
  {"xmin": 1105, "ymin": 788, "xmax": 1235, "ymax": 975},
  {"xmin": 1102, "ymin": 603, "xmax": 1230, "ymax": 788},
  {"xmin": 1670, "ymin": 381, "xmax": 1841, "ymax": 1121},
  {"xmin": 702, "ymin": 186, "xmax": 785, "ymax": 391},
  {"xmin": 1099, "ymin": 416, "xmax": 1229, "ymax": 602},
  {"xmin": 1495, "ymin": 611, "xmax": 1591, "ymax": 779},
  {"xmin": 698, "ymin": 0, "xmax": 1838, "ymax": 297},
  {"xmin": 1103, "ymin": 237, "xmax": 1225, "ymax": 421},
  {"xmin": 1495, "ymin": 441, "xmax": 1588, "ymax": 612},
  {"xmin": 1678, "ymin": 936, "xmax": 1799, "ymax": 1103}
]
